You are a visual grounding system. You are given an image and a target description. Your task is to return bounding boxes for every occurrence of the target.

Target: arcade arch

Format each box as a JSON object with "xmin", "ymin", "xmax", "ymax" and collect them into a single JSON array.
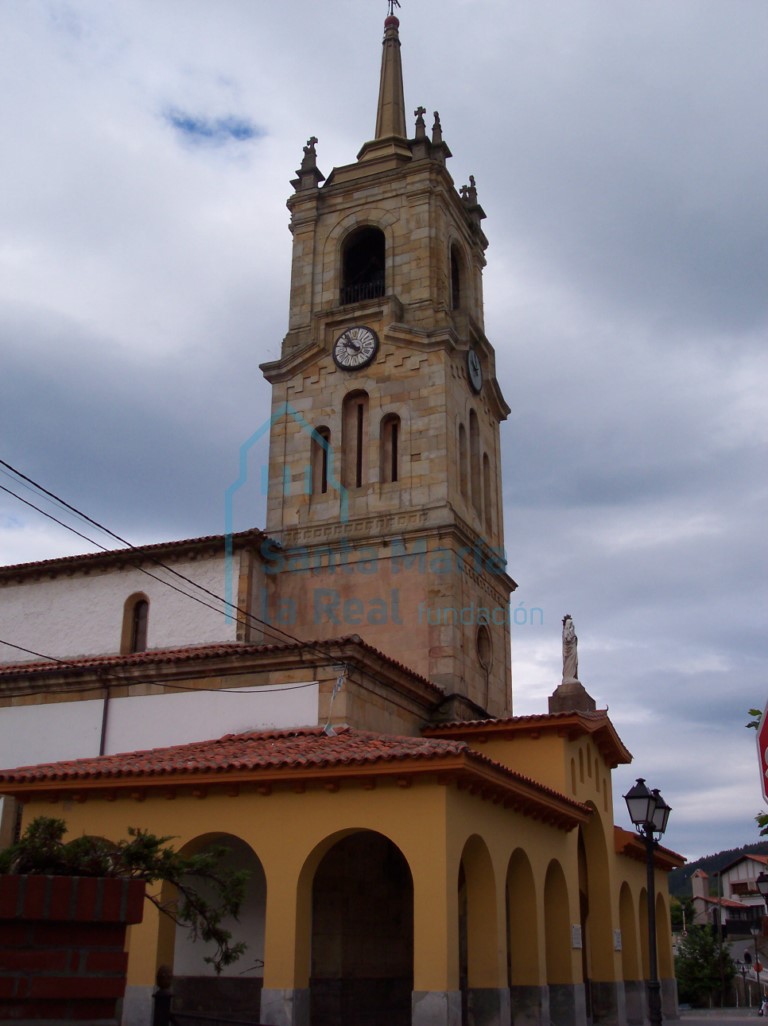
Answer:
[{"xmin": 309, "ymin": 829, "xmax": 413, "ymax": 1026}]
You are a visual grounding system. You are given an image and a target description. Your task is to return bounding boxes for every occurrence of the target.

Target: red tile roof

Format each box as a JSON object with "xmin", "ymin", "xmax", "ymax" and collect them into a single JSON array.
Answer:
[
  {"xmin": 425, "ymin": 710, "xmax": 632, "ymax": 767},
  {"xmin": 696, "ymin": 896, "xmax": 748, "ymax": 909},
  {"xmin": 614, "ymin": 826, "xmax": 685, "ymax": 870},
  {"xmin": 0, "ymin": 635, "xmax": 442, "ymax": 695},
  {"xmin": 719, "ymin": 853, "xmax": 768, "ymax": 873},
  {"xmin": 0, "ymin": 528, "xmax": 268, "ymax": 580},
  {"xmin": 0, "ymin": 727, "xmax": 462, "ymax": 781},
  {"xmin": 0, "ymin": 726, "xmax": 591, "ymax": 831}
]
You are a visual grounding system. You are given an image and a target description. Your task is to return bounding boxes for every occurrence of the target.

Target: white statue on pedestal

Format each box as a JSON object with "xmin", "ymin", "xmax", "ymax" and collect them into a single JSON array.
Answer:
[{"xmin": 562, "ymin": 614, "xmax": 579, "ymax": 683}]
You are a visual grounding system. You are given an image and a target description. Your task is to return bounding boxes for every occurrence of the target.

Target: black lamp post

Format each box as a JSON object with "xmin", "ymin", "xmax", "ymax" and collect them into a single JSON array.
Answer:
[
  {"xmin": 624, "ymin": 777, "xmax": 672, "ymax": 1026},
  {"xmin": 751, "ymin": 925, "xmax": 762, "ymax": 1006}
]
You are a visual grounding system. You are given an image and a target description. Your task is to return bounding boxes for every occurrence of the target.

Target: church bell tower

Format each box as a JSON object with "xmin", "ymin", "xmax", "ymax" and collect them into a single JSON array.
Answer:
[{"xmin": 261, "ymin": 10, "xmax": 516, "ymax": 718}]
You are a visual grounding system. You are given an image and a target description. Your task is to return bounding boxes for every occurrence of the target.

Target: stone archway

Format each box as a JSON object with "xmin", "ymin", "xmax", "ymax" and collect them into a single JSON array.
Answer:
[
  {"xmin": 459, "ymin": 834, "xmax": 506, "ymax": 1026},
  {"xmin": 309, "ymin": 829, "xmax": 413, "ymax": 1026},
  {"xmin": 639, "ymin": 888, "xmax": 650, "ymax": 979},
  {"xmin": 507, "ymin": 847, "xmax": 543, "ymax": 1026},
  {"xmin": 619, "ymin": 882, "xmax": 642, "ymax": 1024},
  {"xmin": 578, "ymin": 807, "xmax": 616, "ymax": 1024},
  {"xmin": 166, "ymin": 833, "xmax": 267, "ymax": 1019},
  {"xmin": 544, "ymin": 860, "xmax": 582, "ymax": 1026},
  {"xmin": 656, "ymin": 891, "xmax": 677, "ymax": 1019}
]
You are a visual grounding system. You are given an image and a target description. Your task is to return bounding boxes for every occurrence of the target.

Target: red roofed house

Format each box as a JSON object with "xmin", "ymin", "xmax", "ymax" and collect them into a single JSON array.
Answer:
[
  {"xmin": 0, "ymin": 12, "xmax": 683, "ymax": 1026},
  {"xmin": 691, "ymin": 858, "xmax": 768, "ymax": 935}
]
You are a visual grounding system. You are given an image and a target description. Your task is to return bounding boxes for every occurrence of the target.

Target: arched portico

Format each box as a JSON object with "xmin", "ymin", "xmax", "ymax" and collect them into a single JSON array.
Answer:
[
  {"xmin": 656, "ymin": 892, "xmax": 678, "ymax": 1019},
  {"xmin": 507, "ymin": 848, "xmax": 545, "ymax": 1026},
  {"xmin": 163, "ymin": 834, "xmax": 267, "ymax": 1019},
  {"xmin": 309, "ymin": 829, "xmax": 413, "ymax": 1026},
  {"xmin": 639, "ymin": 888, "xmax": 650, "ymax": 979},
  {"xmin": 459, "ymin": 834, "xmax": 509, "ymax": 1026},
  {"xmin": 578, "ymin": 808, "xmax": 623, "ymax": 1025},
  {"xmin": 545, "ymin": 860, "xmax": 585, "ymax": 1026},
  {"xmin": 619, "ymin": 882, "xmax": 643, "ymax": 1025}
]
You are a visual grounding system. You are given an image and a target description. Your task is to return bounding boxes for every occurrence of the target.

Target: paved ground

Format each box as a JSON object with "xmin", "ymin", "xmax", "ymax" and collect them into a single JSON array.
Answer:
[{"xmin": 679, "ymin": 1010, "xmax": 765, "ymax": 1025}]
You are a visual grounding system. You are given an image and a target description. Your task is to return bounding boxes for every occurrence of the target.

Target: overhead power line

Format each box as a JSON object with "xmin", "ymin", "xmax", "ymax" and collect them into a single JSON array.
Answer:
[
  {"xmin": 0, "ymin": 461, "xmax": 423, "ymax": 710},
  {"xmin": 0, "ymin": 459, "xmax": 311, "ymax": 650}
]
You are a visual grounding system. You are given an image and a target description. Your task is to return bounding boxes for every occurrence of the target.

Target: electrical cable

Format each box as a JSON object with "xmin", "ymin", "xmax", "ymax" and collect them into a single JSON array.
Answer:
[
  {"xmin": 0, "ymin": 636, "xmax": 332, "ymax": 700},
  {"xmin": 0, "ymin": 462, "xmax": 432, "ymax": 717},
  {"xmin": 0, "ymin": 461, "xmax": 326, "ymax": 653}
]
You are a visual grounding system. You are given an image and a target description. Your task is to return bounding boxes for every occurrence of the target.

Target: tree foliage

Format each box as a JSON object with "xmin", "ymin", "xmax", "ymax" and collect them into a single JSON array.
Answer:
[
  {"xmin": 747, "ymin": 708, "xmax": 768, "ymax": 837},
  {"xmin": 675, "ymin": 926, "xmax": 735, "ymax": 1008},
  {"xmin": 0, "ymin": 817, "xmax": 249, "ymax": 974}
]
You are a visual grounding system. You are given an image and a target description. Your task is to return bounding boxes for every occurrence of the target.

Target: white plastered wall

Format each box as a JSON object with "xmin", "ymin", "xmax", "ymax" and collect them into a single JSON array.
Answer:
[{"xmin": 0, "ymin": 551, "xmax": 242, "ymax": 664}]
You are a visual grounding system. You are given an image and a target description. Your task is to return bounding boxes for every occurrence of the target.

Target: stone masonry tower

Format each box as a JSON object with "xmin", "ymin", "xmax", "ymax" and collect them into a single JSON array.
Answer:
[{"xmin": 261, "ymin": 11, "xmax": 516, "ymax": 718}]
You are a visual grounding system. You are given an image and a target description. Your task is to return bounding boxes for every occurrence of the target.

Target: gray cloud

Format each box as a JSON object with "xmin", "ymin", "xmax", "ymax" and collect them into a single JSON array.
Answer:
[{"xmin": 1, "ymin": 0, "xmax": 766, "ymax": 859}]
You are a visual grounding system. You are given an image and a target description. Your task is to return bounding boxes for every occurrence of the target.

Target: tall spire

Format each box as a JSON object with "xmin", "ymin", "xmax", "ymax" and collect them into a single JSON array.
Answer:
[{"xmin": 374, "ymin": 12, "xmax": 407, "ymax": 140}]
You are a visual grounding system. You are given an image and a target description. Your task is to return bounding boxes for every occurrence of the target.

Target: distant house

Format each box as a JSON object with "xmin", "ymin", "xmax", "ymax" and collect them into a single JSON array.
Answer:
[{"xmin": 691, "ymin": 857, "xmax": 768, "ymax": 936}]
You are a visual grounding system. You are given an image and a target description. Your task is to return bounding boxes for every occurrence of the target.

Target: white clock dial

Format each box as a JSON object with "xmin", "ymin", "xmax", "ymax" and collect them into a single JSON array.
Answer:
[{"xmin": 333, "ymin": 326, "xmax": 379, "ymax": 370}]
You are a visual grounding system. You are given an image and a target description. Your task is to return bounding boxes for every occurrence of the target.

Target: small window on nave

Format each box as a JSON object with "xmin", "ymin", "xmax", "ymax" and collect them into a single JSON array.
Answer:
[
  {"xmin": 340, "ymin": 226, "xmax": 385, "ymax": 306},
  {"xmin": 121, "ymin": 593, "xmax": 149, "ymax": 654}
]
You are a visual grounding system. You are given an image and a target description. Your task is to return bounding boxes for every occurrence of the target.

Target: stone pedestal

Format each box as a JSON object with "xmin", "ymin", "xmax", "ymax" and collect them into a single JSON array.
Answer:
[
  {"xmin": 548, "ymin": 681, "xmax": 596, "ymax": 714},
  {"xmin": 260, "ymin": 987, "xmax": 310, "ymax": 1026}
]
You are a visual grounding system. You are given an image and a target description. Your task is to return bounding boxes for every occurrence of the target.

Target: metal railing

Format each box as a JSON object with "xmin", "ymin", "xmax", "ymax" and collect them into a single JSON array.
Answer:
[{"xmin": 339, "ymin": 280, "xmax": 385, "ymax": 305}]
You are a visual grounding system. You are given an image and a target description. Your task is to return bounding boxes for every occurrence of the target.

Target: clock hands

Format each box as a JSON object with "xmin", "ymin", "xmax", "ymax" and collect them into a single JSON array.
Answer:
[{"xmin": 332, "ymin": 326, "xmax": 379, "ymax": 371}]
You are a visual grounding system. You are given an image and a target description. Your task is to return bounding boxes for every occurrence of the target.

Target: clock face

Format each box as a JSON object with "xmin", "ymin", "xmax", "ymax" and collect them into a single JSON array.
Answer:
[
  {"xmin": 332, "ymin": 326, "xmax": 379, "ymax": 371},
  {"xmin": 467, "ymin": 349, "xmax": 483, "ymax": 393}
]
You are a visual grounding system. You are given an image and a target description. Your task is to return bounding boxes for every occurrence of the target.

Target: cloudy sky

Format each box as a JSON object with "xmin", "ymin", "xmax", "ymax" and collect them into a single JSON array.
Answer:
[{"xmin": 1, "ymin": 0, "xmax": 766, "ymax": 861}]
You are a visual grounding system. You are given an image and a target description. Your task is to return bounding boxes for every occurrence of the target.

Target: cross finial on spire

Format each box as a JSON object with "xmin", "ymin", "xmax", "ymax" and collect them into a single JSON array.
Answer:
[{"xmin": 387, "ymin": 0, "xmax": 401, "ymax": 15}]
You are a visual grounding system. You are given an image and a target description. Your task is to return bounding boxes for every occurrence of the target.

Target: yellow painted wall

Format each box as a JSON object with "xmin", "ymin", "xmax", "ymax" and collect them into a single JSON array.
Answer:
[{"xmin": 15, "ymin": 746, "xmax": 674, "ymax": 997}]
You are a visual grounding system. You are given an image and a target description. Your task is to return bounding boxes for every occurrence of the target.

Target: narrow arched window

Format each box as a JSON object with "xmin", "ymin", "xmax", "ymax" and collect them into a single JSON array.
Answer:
[
  {"xmin": 380, "ymin": 414, "xmax": 401, "ymax": 484},
  {"xmin": 342, "ymin": 391, "xmax": 369, "ymax": 488},
  {"xmin": 469, "ymin": 409, "xmax": 481, "ymax": 516},
  {"xmin": 458, "ymin": 422, "xmax": 468, "ymax": 499},
  {"xmin": 450, "ymin": 244, "xmax": 463, "ymax": 311},
  {"xmin": 341, "ymin": 226, "xmax": 385, "ymax": 305},
  {"xmin": 483, "ymin": 452, "xmax": 493, "ymax": 535},
  {"xmin": 311, "ymin": 426, "xmax": 331, "ymax": 495},
  {"xmin": 121, "ymin": 593, "xmax": 149, "ymax": 654}
]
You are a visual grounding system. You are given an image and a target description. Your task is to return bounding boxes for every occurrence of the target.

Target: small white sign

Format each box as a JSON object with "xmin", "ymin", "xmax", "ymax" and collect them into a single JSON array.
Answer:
[
  {"xmin": 614, "ymin": 930, "xmax": 623, "ymax": 952},
  {"xmin": 571, "ymin": 924, "xmax": 583, "ymax": 949}
]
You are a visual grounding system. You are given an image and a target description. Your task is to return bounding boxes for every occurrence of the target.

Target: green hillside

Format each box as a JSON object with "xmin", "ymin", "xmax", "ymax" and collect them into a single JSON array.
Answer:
[{"xmin": 669, "ymin": 841, "xmax": 768, "ymax": 899}]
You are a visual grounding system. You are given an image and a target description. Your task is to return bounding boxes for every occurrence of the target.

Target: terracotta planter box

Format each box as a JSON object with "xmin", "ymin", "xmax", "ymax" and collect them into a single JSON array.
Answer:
[{"xmin": 0, "ymin": 875, "xmax": 145, "ymax": 1024}]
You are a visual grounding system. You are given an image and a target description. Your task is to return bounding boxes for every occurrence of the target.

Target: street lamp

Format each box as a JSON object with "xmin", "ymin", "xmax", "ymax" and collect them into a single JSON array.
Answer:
[
  {"xmin": 624, "ymin": 778, "xmax": 672, "ymax": 1026},
  {"xmin": 737, "ymin": 961, "xmax": 750, "ymax": 1007},
  {"xmin": 751, "ymin": 925, "xmax": 762, "ymax": 1007}
]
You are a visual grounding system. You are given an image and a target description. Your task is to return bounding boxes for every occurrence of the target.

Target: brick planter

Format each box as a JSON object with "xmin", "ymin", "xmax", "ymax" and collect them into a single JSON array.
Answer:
[{"xmin": 0, "ymin": 875, "xmax": 145, "ymax": 1024}]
